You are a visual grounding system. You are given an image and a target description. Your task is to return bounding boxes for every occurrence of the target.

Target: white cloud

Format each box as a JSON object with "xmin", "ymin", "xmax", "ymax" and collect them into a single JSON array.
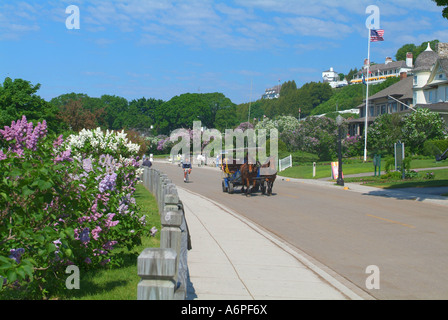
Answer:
[{"xmin": 275, "ymin": 16, "xmax": 353, "ymax": 38}]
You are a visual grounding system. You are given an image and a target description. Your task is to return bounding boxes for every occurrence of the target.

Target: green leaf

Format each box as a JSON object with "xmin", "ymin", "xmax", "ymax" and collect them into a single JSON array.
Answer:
[
  {"xmin": 22, "ymin": 186, "xmax": 34, "ymax": 197},
  {"xmin": 47, "ymin": 243, "xmax": 56, "ymax": 253},
  {"xmin": 37, "ymin": 180, "xmax": 53, "ymax": 191},
  {"xmin": 10, "ymin": 169, "xmax": 22, "ymax": 178},
  {"xmin": 0, "ymin": 261, "xmax": 12, "ymax": 270},
  {"xmin": 16, "ymin": 267, "xmax": 25, "ymax": 280},
  {"xmin": 22, "ymin": 264, "xmax": 34, "ymax": 278},
  {"xmin": 0, "ymin": 192, "xmax": 9, "ymax": 202},
  {"xmin": 6, "ymin": 270, "xmax": 17, "ymax": 283}
]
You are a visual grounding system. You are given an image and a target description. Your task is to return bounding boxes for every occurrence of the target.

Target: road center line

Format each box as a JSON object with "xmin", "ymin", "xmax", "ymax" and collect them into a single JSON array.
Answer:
[
  {"xmin": 367, "ymin": 214, "xmax": 416, "ymax": 229},
  {"xmin": 283, "ymin": 193, "xmax": 300, "ymax": 199}
]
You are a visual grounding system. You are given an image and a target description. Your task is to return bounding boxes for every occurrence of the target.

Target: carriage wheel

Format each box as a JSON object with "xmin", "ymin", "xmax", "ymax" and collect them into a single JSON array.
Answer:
[
  {"xmin": 253, "ymin": 182, "xmax": 260, "ymax": 192},
  {"xmin": 222, "ymin": 180, "xmax": 228, "ymax": 193},
  {"xmin": 228, "ymin": 182, "xmax": 234, "ymax": 194},
  {"xmin": 260, "ymin": 181, "xmax": 265, "ymax": 194}
]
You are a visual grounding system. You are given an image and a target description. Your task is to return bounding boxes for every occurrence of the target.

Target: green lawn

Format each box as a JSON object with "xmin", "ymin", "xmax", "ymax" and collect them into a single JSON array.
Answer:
[
  {"xmin": 344, "ymin": 169, "xmax": 448, "ymax": 189},
  {"xmin": 279, "ymin": 158, "xmax": 448, "ymax": 180},
  {"xmin": 66, "ymin": 182, "xmax": 161, "ymax": 300}
]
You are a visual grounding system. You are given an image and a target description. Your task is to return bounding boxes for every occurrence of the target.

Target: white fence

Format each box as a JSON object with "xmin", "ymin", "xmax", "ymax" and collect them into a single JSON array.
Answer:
[{"xmin": 279, "ymin": 155, "xmax": 292, "ymax": 172}]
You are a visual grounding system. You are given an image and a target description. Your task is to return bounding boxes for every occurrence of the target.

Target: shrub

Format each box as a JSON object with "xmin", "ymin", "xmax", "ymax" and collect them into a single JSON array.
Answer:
[
  {"xmin": 0, "ymin": 118, "xmax": 150, "ymax": 299},
  {"xmin": 423, "ymin": 139, "xmax": 448, "ymax": 157}
]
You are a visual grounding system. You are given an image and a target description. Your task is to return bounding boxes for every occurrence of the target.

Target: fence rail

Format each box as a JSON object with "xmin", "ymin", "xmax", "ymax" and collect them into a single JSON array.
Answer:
[
  {"xmin": 279, "ymin": 154, "xmax": 292, "ymax": 172},
  {"xmin": 137, "ymin": 167, "xmax": 191, "ymax": 300}
]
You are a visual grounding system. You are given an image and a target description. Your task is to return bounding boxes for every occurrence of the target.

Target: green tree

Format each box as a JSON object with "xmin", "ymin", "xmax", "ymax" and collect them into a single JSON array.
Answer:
[
  {"xmin": 100, "ymin": 95, "xmax": 129, "ymax": 130},
  {"xmin": 433, "ymin": 0, "xmax": 448, "ymax": 19},
  {"xmin": 214, "ymin": 105, "xmax": 239, "ymax": 130},
  {"xmin": 345, "ymin": 68, "xmax": 359, "ymax": 81},
  {"xmin": 402, "ymin": 108, "xmax": 447, "ymax": 154},
  {"xmin": 124, "ymin": 97, "xmax": 164, "ymax": 131},
  {"xmin": 0, "ymin": 78, "xmax": 59, "ymax": 132},
  {"xmin": 154, "ymin": 93, "xmax": 234, "ymax": 135},
  {"xmin": 296, "ymin": 82, "xmax": 333, "ymax": 116},
  {"xmin": 395, "ymin": 40, "xmax": 439, "ymax": 62},
  {"xmin": 367, "ymin": 113, "xmax": 405, "ymax": 155}
]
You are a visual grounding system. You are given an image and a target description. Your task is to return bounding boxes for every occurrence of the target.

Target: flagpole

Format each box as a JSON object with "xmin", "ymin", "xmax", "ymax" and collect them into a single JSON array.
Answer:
[{"xmin": 364, "ymin": 27, "xmax": 371, "ymax": 162}]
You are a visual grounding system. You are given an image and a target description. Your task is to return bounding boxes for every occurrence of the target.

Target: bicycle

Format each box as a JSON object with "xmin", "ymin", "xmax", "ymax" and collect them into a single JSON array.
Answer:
[{"xmin": 184, "ymin": 168, "xmax": 190, "ymax": 183}]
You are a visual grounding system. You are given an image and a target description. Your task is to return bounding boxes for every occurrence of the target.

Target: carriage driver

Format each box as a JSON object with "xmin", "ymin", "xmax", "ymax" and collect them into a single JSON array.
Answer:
[{"xmin": 182, "ymin": 157, "xmax": 192, "ymax": 182}]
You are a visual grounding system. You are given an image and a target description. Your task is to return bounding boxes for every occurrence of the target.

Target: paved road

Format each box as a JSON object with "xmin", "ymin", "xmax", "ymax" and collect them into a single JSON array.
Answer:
[{"xmin": 154, "ymin": 162, "xmax": 448, "ymax": 300}]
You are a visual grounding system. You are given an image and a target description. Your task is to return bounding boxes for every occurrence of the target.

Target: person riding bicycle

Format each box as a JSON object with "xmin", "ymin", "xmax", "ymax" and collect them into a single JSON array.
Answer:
[{"xmin": 182, "ymin": 157, "xmax": 192, "ymax": 182}]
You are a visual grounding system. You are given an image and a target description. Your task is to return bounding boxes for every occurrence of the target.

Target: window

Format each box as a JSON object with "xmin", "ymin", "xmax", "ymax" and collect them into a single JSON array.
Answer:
[
  {"xmin": 429, "ymin": 91, "xmax": 433, "ymax": 102},
  {"xmin": 414, "ymin": 76, "xmax": 418, "ymax": 85},
  {"xmin": 445, "ymin": 87, "xmax": 448, "ymax": 101},
  {"xmin": 392, "ymin": 102, "xmax": 398, "ymax": 113},
  {"xmin": 381, "ymin": 105, "xmax": 387, "ymax": 114},
  {"xmin": 369, "ymin": 106, "xmax": 375, "ymax": 117}
]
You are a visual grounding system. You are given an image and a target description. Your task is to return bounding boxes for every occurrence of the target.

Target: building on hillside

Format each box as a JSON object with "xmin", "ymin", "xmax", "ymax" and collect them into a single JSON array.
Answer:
[
  {"xmin": 322, "ymin": 67, "xmax": 348, "ymax": 88},
  {"xmin": 347, "ymin": 75, "xmax": 413, "ymax": 136},
  {"xmin": 262, "ymin": 86, "xmax": 280, "ymax": 99},
  {"xmin": 350, "ymin": 54, "xmax": 413, "ymax": 85},
  {"xmin": 414, "ymin": 42, "xmax": 448, "ymax": 124},
  {"xmin": 413, "ymin": 42, "xmax": 439, "ymax": 106},
  {"xmin": 348, "ymin": 42, "xmax": 448, "ymax": 136}
]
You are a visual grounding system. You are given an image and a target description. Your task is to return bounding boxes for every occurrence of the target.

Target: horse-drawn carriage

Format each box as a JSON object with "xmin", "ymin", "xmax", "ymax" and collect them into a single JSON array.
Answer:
[{"xmin": 220, "ymin": 150, "xmax": 277, "ymax": 196}]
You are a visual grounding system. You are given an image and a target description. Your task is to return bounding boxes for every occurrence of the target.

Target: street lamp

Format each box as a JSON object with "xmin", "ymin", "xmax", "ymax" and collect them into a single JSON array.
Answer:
[{"xmin": 336, "ymin": 115, "xmax": 344, "ymax": 186}]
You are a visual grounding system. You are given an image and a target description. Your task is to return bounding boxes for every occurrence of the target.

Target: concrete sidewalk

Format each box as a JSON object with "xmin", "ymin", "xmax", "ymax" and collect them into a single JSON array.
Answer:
[{"xmin": 177, "ymin": 187, "xmax": 372, "ymax": 300}]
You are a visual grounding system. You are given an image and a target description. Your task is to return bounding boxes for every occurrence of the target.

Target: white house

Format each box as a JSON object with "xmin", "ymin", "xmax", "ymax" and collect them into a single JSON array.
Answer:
[
  {"xmin": 322, "ymin": 67, "xmax": 348, "ymax": 88},
  {"xmin": 413, "ymin": 43, "xmax": 439, "ymax": 105},
  {"xmin": 262, "ymin": 86, "xmax": 280, "ymax": 99},
  {"xmin": 351, "ymin": 55, "xmax": 413, "ymax": 85},
  {"xmin": 414, "ymin": 42, "xmax": 448, "ymax": 124}
]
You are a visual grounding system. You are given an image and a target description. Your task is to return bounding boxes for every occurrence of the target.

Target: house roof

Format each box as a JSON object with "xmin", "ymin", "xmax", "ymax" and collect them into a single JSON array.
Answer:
[
  {"xmin": 415, "ymin": 102, "xmax": 448, "ymax": 114},
  {"xmin": 438, "ymin": 58, "xmax": 448, "ymax": 75},
  {"xmin": 421, "ymin": 58, "xmax": 448, "ymax": 89},
  {"xmin": 367, "ymin": 76, "xmax": 413, "ymax": 102},
  {"xmin": 348, "ymin": 103, "xmax": 448, "ymax": 124},
  {"xmin": 413, "ymin": 46, "xmax": 438, "ymax": 72},
  {"xmin": 357, "ymin": 61, "xmax": 409, "ymax": 76}
]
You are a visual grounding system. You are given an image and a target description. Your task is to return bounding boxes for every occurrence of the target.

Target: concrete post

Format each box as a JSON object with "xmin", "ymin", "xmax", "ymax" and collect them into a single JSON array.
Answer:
[{"xmin": 137, "ymin": 248, "xmax": 177, "ymax": 300}]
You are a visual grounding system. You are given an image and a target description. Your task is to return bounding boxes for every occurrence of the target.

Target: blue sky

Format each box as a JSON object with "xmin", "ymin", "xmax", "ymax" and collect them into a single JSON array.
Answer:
[{"xmin": 1, "ymin": 0, "xmax": 448, "ymax": 105}]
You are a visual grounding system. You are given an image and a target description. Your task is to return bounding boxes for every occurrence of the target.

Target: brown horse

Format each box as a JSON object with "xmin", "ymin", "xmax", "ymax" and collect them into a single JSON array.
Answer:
[
  {"xmin": 240, "ymin": 161, "xmax": 259, "ymax": 197},
  {"xmin": 260, "ymin": 156, "xmax": 277, "ymax": 196}
]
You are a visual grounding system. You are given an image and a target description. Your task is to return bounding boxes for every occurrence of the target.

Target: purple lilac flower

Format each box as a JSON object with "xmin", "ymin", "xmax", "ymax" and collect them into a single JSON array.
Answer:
[
  {"xmin": 80, "ymin": 228, "xmax": 90, "ymax": 243},
  {"xmin": 91, "ymin": 226, "xmax": 102, "ymax": 241},
  {"xmin": 54, "ymin": 150, "xmax": 73, "ymax": 163},
  {"xmin": 100, "ymin": 259, "xmax": 111, "ymax": 266},
  {"xmin": 82, "ymin": 158, "xmax": 93, "ymax": 172},
  {"xmin": 104, "ymin": 213, "xmax": 119, "ymax": 228},
  {"xmin": 150, "ymin": 227, "xmax": 158, "ymax": 237},
  {"xmin": 0, "ymin": 116, "xmax": 47, "ymax": 155},
  {"xmin": 53, "ymin": 135, "xmax": 64, "ymax": 148},
  {"xmin": 98, "ymin": 173, "xmax": 117, "ymax": 193},
  {"xmin": 9, "ymin": 248, "xmax": 25, "ymax": 264},
  {"xmin": 0, "ymin": 150, "xmax": 6, "ymax": 161},
  {"xmin": 103, "ymin": 241, "xmax": 117, "ymax": 251}
]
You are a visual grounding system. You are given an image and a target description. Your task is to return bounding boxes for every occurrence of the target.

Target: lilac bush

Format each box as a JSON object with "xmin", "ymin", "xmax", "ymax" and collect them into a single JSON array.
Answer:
[{"xmin": 0, "ymin": 118, "xmax": 151, "ymax": 299}]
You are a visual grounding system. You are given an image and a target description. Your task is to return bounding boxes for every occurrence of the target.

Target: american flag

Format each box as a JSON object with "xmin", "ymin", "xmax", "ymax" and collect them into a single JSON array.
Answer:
[{"xmin": 370, "ymin": 29, "xmax": 384, "ymax": 42}]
